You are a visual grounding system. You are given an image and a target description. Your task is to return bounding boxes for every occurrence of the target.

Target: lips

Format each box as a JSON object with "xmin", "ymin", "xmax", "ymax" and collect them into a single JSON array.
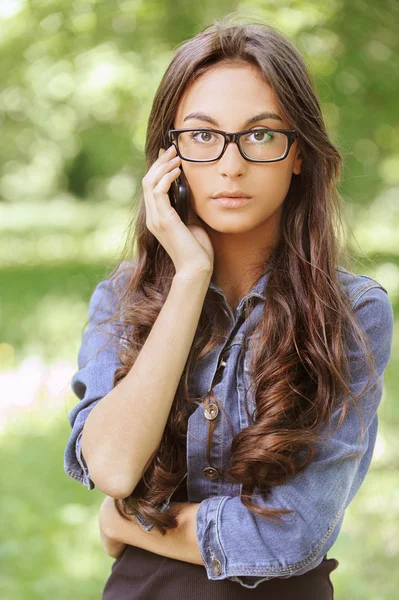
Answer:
[
  {"xmin": 211, "ymin": 196, "xmax": 252, "ymax": 208},
  {"xmin": 212, "ymin": 190, "xmax": 251, "ymax": 199}
]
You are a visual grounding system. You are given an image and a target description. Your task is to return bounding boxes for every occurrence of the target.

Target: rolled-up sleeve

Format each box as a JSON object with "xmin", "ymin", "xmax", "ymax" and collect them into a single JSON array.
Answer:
[
  {"xmin": 196, "ymin": 284, "xmax": 394, "ymax": 587},
  {"xmin": 64, "ymin": 272, "xmax": 126, "ymax": 490}
]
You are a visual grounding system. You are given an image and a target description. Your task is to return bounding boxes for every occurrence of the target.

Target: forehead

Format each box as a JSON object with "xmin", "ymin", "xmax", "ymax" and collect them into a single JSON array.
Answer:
[{"xmin": 174, "ymin": 62, "xmax": 286, "ymax": 128}]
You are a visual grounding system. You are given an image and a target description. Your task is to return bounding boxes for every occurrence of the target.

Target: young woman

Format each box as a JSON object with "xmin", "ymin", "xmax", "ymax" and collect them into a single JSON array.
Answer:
[{"xmin": 64, "ymin": 16, "xmax": 394, "ymax": 599}]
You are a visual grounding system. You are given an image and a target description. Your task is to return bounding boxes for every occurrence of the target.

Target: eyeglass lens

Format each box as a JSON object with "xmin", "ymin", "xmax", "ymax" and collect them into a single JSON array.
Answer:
[{"xmin": 177, "ymin": 129, "xmax": 288, "ymax": 161}]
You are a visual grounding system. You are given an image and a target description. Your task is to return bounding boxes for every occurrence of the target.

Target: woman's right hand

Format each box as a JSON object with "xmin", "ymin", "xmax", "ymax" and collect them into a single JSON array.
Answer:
[{"xmin": 142, "ymin": 144, "xmax": 214, "ymax": 281}]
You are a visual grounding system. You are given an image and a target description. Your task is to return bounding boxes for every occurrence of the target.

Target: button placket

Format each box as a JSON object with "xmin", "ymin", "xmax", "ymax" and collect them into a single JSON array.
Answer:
[
  {"xmin": 201, "ymin": 348, "xmax": 229, "ymax": 482},
  {"xmin": 202, "ymin": 351, "xmax": 227, "ymax": 422},
  {"xmin": 202, "ymin": 390, "xmax": 221, "ymax": 480},
  {"xmin": 187, "ymin": 340, "xmax": 234, "ymax": 500}
]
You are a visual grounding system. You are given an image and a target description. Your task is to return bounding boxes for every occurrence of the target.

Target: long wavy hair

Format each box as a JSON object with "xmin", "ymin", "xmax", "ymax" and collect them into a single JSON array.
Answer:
[{"xmin": 87, "ymin": 15, "xmax": 377, "ymax": 535}]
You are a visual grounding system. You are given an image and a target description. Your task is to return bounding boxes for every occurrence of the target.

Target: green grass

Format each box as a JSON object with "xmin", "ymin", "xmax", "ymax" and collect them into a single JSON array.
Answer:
[
  {"xmin": 0, "ymin": 261, "xmax": 114, "ymax": 367},
  {"xmin": 0, "ymin": 223, "xmax": 397, "ymax": 598},
  {"xmin": 0, "ymin": 396, "xmax": 114, "ymax": 599},
  {"xmin": 1, "ymin": 386, "xmax": 398, "ymax": 599}
]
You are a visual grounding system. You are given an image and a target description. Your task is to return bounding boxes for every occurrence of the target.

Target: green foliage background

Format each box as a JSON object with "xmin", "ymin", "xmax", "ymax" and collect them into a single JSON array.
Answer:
[{"xmin": 0, "ymin": 1, "xmax": 398, "ymax": 598}]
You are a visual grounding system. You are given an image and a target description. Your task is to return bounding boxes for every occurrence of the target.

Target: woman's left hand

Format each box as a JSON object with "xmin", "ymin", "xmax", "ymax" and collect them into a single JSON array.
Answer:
[{"xmin": 99, "ymin": 496, "xmax": 128, "ymax": 559}]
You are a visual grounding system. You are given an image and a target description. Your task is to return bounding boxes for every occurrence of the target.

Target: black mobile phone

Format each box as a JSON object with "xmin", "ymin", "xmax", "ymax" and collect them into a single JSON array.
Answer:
[{"xmin": 172, "ymin": 175, "xmax": 189, "ymax": 225}]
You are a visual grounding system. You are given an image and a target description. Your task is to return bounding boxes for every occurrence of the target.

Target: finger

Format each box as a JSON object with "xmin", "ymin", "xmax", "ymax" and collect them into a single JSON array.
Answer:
[
  {"xmin": 154, "ymin": 154, "xmax": 181, "ymax": 180},
  {"xmin": 146, "ymin": 146, "xmax": 178, "ymax": 191},
  {"xmin": 143, "ymin": 148, "xmax": 174, "ymax": 214},
  {"xmin": 143, "ymin": 146, "xmax": 178, "ymax": 225},
  {"xmin": 150, "ymin": 154, "xmax": 181, "ymax": 217},
  {"xmin": 142, "ymin": 171, "xmax": 155, "ymax": 224},
  {"xmin": 153, "ymin": 167, "xmax": 181, "ymax": 219},
  {"xmin": 156, "ymin": 144, "xmax": 176, "ymax": 165}
]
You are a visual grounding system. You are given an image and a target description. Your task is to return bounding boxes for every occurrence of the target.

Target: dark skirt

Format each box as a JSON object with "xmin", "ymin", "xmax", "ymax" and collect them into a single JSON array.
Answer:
[
  {"xmin": 102, "ymin": 545, "xmax": 339, "ymax": 600},
  {"xmin": 102, "ymin": 478, "xmax": 339, "ymax": 599}
]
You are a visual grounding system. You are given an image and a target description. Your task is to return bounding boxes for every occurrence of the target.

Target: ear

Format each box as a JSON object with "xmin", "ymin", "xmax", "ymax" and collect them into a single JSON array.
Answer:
[{"xmin": 293, "ymin": 149, "xmax": 302, "ymax": 175}]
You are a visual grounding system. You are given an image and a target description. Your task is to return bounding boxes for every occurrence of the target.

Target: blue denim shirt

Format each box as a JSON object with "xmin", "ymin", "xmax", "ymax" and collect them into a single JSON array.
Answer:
[{"xmin": 64, "ymin": 261, "xmax": 394, "ymax": 588}]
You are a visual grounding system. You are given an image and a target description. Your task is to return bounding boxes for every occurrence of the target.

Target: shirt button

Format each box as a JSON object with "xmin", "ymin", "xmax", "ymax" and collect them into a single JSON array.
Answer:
[
  {"xmin": 203, "ymin": 466, "xmax": 219, "ymax": 480},
  {"xmin": 204, "ymin": 403, "xmax": 219, "ymax": 420},
  {"xmin": 211, "ymin": 558, "xmax": 222, "ymax": 576}
]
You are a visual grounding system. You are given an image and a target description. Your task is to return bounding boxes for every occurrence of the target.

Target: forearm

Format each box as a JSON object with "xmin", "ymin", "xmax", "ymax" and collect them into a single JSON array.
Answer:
[
  {"xmin": 99, "ymin": 496, "xmax": 204, "ymax": 566},
  {"xmin": 82, "ymin": 273, "xmax": 211, "ymax": 498}
]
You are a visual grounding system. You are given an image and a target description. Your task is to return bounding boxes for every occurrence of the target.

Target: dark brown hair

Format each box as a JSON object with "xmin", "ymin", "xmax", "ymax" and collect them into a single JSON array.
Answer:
[{"xmin": 88, "ymin": 14, "xmax": 377, "ymax": 535}]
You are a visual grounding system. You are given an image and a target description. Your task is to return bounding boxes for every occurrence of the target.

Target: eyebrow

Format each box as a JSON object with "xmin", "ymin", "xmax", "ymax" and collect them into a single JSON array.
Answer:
[{"xmin": 182, "ymin": 111, "xmax": 284, "ymax": 127}]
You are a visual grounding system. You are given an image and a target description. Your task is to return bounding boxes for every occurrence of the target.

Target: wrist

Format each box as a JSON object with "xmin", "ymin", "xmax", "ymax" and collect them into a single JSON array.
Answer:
[
  {"xmin": 173, "ymin": 269, "xmax": 212, "ymax": 290},
  {"xmin": 175, "ymin": 266, "xmax": 213, "ymax": 285}
]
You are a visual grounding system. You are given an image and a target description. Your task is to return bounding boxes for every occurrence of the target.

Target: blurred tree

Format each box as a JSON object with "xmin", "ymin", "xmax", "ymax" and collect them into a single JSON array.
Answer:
[{"xmin": 0, "ymin": 0, "xmax": 397, "ymax": 208}]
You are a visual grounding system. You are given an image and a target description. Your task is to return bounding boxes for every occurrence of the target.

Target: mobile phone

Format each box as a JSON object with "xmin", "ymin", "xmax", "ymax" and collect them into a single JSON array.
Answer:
[{"xmin": 172, "ymin": 175, "xmax": 189, "ymax": 225}]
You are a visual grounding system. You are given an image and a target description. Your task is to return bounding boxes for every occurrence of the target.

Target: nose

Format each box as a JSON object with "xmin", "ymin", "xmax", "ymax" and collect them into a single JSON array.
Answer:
[{"xmin": 217, "ymin": 140, "xmax": 247, "ymax": 177}]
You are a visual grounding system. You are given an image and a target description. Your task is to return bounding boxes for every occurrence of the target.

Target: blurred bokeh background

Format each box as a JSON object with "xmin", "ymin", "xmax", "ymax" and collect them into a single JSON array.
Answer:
[{"xmin": 0, "ymin": 1, "xmax": 398, "ymax": 598}]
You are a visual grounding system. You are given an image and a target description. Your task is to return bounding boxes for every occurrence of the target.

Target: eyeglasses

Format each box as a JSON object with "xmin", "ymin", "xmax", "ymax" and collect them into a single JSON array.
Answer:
[{"xmin": 167, "ymin": 127, "xmax": 297, "ymax": 163}]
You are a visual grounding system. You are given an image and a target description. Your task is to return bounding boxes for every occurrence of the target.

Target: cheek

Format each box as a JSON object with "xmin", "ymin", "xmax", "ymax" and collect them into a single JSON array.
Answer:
[
  {"xmin": 180, "ymin": 167, "xmax": 199, "ymax": 196},
  {"xmin": 181, "ymin": 170, "xmax": 205, "ymax": 212},
  {"xmin": 253, "ymin": 165, "xmax": 293, "ymax": 196}
]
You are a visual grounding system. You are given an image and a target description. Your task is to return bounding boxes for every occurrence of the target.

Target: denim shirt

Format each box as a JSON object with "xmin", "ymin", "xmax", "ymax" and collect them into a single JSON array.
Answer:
[{"xmin": 64, "ymin": 261, "xmax": 394, "ymax": 588}]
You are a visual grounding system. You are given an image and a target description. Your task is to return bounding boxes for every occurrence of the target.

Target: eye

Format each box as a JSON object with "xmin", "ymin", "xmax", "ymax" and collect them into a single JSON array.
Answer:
[
  {"xmin": 189, "ymin": 130, "xmax": 216, "ymax": 143},
  {"xmin": 246, "ymin": 129, "xmax": 274, "ymax": 143}
]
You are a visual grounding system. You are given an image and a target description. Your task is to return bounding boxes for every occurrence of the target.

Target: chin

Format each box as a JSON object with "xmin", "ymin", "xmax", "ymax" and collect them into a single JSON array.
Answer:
[{"xmin": 207, "ymin": 218, "xmax": 254, "ymax": 234}]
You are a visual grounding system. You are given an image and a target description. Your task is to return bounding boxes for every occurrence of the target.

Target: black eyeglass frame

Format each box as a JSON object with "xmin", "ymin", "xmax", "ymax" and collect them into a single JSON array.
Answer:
[{"xmin": 167, "ymin": 127, "xmax": 298, "ymax": 163}]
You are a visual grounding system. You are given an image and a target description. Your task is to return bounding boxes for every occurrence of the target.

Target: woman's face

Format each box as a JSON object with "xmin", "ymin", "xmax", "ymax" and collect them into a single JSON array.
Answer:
[{"xmin": 173, "ymin": 61, "xmax": 301, "ymax": 235}]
